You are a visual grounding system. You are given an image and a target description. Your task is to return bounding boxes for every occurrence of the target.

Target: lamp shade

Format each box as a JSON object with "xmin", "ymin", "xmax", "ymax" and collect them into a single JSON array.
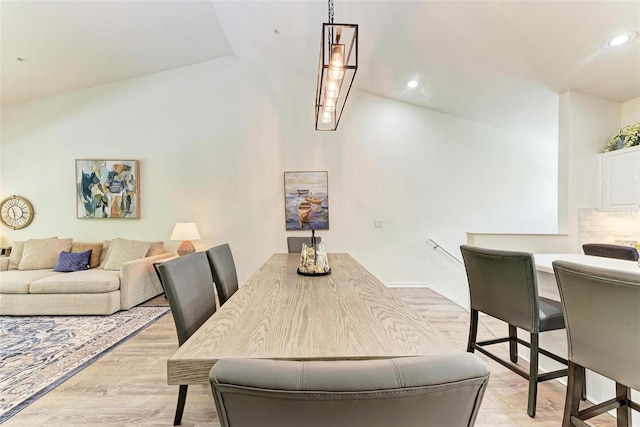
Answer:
[{"xmin": 170, "ymin": 222, "xmax": 201, "ymax": 241}]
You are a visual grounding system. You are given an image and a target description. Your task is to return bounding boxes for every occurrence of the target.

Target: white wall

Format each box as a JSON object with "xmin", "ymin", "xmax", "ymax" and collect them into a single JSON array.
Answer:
[
  {"xmin": 622, "ymin": 97, "xmax": 640, "ymax": 125},
  {"xmin": 469, "ymin": 91, "xmax": 625, "ymax": 255},
  {"xmin": 558, "ymin": 91, "xmax": 622, "ymax": 237},
  {"xmin": 0, "ymin": 58, "xmax": 558, "ymax": 303}
]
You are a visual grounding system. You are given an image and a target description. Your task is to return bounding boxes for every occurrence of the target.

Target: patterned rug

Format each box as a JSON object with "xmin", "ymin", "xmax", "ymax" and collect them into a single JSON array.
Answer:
[{"xmin": 0, "ymin": 306, "xmax": 170, "ymax": 423}]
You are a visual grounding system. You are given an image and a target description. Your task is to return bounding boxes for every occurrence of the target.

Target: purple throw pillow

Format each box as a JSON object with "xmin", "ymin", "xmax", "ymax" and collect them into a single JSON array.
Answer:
[{"xmin": 53, "ymin": 250, "xmax": 92, "ymax": 272}]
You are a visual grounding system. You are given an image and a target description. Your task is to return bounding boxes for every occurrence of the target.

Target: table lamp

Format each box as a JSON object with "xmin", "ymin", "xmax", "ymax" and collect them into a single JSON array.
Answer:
[{"xmin": 171, "ymin": 222, "xmax": 201, "ymax": 256}]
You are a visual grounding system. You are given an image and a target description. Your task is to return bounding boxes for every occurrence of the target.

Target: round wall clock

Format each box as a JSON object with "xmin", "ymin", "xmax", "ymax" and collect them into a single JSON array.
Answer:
[{"xmin": 0, "ymin": 195, "xmax": 34, "ymax": 230}]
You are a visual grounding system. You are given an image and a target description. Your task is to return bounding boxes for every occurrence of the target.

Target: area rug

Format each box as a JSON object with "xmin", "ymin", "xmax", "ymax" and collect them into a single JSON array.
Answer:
[{"xmin": 0, "ymin": 306, "xmax": 170, "ymax": 423}]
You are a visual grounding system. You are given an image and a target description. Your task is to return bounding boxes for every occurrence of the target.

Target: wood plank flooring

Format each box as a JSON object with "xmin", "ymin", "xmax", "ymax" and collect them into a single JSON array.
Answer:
[{"xmin": 2, "ymin": 288, "xmax": 617, "ymax": 426}]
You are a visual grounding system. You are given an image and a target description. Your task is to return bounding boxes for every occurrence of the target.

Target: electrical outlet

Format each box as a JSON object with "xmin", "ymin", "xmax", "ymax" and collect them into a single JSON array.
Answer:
[{"xmin": 375, "ymin": 219, "xmax": 383, "ymax": 228}]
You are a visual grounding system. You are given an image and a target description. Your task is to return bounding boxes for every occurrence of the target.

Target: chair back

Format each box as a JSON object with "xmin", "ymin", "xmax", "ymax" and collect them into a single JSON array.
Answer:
[
  {"xmin": 287, "ymin": 236, "xmax": 322, "ymax": 253},
  {"xmin": 553, "ymin": 261, "xmax": 640, "ymax": 390},
  {"xmin": 582, "ymin": 243, "xmax": 639, "ymax": 261},
  {"xmin": 205, "ymin": 244, "xmax": 239, "ymax": 306},
  {"xmin": 210, "ymin": 353, "xmax": 490, "ymax": 427},
  {"xmin": 155, "ymin": 252, "xmax": 216, "ymax": 346},
  {"xmin": 460, "ymin": 245, "xmax": 539, "ymax": 332}
]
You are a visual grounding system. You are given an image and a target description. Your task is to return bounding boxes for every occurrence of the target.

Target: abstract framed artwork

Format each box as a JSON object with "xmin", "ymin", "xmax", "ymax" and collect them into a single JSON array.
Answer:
[
  {"xmin": 284, "ymin": 171, "xmax": 329, "ymax": 230},
  {"xmin": 76, "ymin": 159, "xmax": 140, "ymax": 219}
]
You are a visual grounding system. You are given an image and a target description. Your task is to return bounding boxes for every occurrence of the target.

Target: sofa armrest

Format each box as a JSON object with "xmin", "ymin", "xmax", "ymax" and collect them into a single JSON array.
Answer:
[
  {"xmin": 0, "ymin": 257, "xmax": 8, "ymax": 271},
  {"xmin": 119, "ymin": 252, "xmax": 174, "ymax": 310}
]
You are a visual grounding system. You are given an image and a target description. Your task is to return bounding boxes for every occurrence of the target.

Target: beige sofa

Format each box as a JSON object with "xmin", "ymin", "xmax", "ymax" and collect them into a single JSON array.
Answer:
[{"xmin": 0, "ymin": 237, "xmax": 173, "ymax": 315}]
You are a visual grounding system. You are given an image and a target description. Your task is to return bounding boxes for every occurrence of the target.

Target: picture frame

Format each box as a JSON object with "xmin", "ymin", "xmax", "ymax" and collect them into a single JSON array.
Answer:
[
  {"xmin": 284, "ymin": 171, "xmax": 329, "ymax": 230},
  {"xmin": 76, "ymin": 159, "xmax": 140, "ymax": 219}
]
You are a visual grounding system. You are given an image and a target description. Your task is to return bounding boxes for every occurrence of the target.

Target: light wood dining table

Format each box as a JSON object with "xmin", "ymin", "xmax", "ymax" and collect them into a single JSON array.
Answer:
[{"xmin": 167, "ymin": 253, "xmax": 453, "ymax": 385}]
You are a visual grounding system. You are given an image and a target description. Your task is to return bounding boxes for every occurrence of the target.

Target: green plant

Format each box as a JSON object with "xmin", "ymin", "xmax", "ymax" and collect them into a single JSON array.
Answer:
[{"xmin": 603, "ymin": 122, "xmax": 640, "ymax": 152}]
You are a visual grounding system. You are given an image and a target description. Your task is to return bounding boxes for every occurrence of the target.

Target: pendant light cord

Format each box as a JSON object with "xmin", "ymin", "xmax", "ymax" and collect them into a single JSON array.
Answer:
[{"xmin": 328, "ymin": 0, "xmax": 334, "ymax": 44}]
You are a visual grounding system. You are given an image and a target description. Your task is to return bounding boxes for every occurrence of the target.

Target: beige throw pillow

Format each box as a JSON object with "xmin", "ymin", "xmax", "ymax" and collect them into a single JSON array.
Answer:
[
  {"xmin": 18, "ymin": 237, "xmax": 73, "ymax": 270},
  {"xmin": 71, "ymin": 242, "xmax": 103, "ymax": 269},
  {"xmin": 102, "ymin": 238, "xmax": 150, "ymax": 270},
  {"xmin": 8, "ymin": 241, "xmax": 25, "ymax": 270}
]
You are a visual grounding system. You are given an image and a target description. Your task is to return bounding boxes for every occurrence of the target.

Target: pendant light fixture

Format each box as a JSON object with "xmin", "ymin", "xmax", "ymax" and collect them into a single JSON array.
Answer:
[{"xmin": 315, "ymin": 0, "xmax": 358, "ymax": 131}]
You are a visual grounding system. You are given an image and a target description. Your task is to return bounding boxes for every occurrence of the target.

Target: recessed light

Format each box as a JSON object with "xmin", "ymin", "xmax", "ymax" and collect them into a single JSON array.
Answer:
[
  {"xmin": 407, "ymin": 80, "xmax": 418, "ymax": 88},
  {"xmin": 608, "ymin": 31, "xmax": 638, "ymax": 47}
]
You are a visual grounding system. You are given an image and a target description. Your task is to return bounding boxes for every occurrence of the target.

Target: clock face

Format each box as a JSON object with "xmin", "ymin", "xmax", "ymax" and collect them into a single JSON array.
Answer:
[{"xmin": 1, "ymin": 196, "xmax": 34, "ymax": 230}]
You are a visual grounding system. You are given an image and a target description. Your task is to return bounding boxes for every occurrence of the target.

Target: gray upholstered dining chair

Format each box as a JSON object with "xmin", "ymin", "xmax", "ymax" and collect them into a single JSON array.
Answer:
[
  {"xmin": 553, "ymin": 261, "xmax": 640, "ymax": 427},
  {"xmin": 205, "ymin": 244, "xmax": 239, "ymax": 306},
  {"xmin": 582, "ymin": 243, "xmax": 639, "ymax": 261},
  {"xmin": 209, "ymin": 353, "xmax": 490, "ymax": 427},
  {"xmin": 155, "ymin": 252, "xmax": 217, "ymax": 425},
  {"xmin": 286, "ymin": 236, "xmax": 322, "ymax": 253},
  {"xmin": 460, "ymin": 245, "xmax": 569, "ymax": 417}
]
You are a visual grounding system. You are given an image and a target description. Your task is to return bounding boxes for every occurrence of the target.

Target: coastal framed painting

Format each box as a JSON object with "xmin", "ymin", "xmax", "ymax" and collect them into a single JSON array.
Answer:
[
  {"xmin": 76, "ymin": 159, "xmax": 140, "ymax": 219},
  {"xmin": 284, "ymin": 171, "xmax": 329, "ymax": 230}
]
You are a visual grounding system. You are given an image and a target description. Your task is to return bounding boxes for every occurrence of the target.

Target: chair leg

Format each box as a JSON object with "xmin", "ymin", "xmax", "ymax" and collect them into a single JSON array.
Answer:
[
  {"xmin": 467, "ymin": 309, "xmax": 478, "ymax": 353},
  {"xmin": 509, "ymin": 324, "xmax": 518, "ymax": 363},
  {"xmin": 563, "ymin": 361, "xmax": 583, "ymax": 427},
  {"xmin": 615, "ymin": 382, "xmax": 631, "ymax": 427},
  {"xmin": 174, "ymin": 384, "xmax": 188, "ymax": 425},
  {"xmin": 527, "ymin": 332, "xmax": 539, "ymax": 418}
]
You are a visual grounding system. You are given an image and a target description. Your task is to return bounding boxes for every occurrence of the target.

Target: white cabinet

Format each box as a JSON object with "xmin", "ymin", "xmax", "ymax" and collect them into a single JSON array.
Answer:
[{"xmin": 598, "ymin": 145, "xmax": 640, "ymax": 210}]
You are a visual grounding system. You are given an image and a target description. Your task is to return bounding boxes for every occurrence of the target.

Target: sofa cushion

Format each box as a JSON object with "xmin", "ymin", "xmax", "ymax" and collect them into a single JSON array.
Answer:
[
  {"xmin": 102, "ymin": 238, "xmax": 150, "ymax": 270},
  {"xmin": 0, "ymin": 269, "xmax": 63, "ymax": 294},
  {"xmin": 54, "ymin": 250, "xmax": 91, "ymax": 272},
  {"xmin": 147, "ymin": 241, "xmax": 165, "ymax": 257},
  {"xmin": 99, "ymin": 240, "xmax": 110, "ymax": 266},
  {"xmin": 8, "ymin": 240, "xmax": 25, "ymax": 270},
  {"xmin": 70, "ymin": 243, "xmax": 103, "ymax": 268},
  {"xmin": 18, "ymin": 237, "xmax": 73, "ymax": 270},
  {"xmin": 29, "ymin": 269, "xmax": 120, "ymax": 294}
]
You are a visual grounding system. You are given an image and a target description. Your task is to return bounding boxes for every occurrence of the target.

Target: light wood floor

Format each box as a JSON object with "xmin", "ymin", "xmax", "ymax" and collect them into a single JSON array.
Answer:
[{"xmin": 3, "ymin": 288, "xmax": 616, "ymax": 427}]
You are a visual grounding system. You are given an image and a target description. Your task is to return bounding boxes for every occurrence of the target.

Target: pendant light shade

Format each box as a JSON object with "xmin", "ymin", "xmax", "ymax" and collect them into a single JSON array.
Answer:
[{"xmin": 315, "ymin": 16, "xmax": 358, "ymax": 131}]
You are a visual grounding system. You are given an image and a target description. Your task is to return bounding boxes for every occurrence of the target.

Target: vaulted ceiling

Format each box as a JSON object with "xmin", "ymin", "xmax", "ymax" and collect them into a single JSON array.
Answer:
[{"xmin": 2, "ymin": 1, "xmax": 639, "ymax": 141}]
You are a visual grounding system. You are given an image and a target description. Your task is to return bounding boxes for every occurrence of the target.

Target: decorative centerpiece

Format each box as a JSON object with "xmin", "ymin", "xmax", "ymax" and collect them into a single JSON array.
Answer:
[{"xmin": 297, "ymin": 230, "xmax": 331, "ymax": 276}]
